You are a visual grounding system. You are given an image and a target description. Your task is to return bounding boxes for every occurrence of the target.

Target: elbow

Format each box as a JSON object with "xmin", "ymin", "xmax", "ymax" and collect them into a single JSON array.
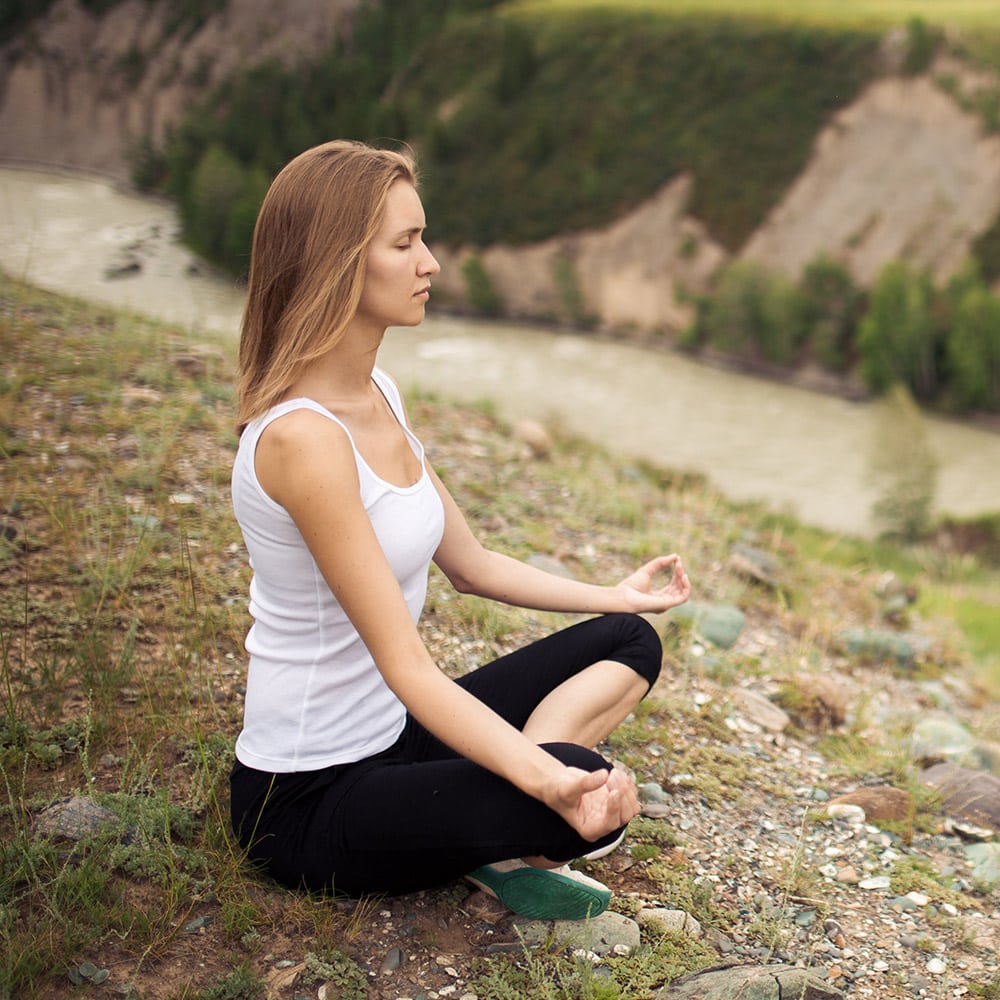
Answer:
[{"xmin": 446, "ymin": 569, "xmax": 477, "ymax": 595}]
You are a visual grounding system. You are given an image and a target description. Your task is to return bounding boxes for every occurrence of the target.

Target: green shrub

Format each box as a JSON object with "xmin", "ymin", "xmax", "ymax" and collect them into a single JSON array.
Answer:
[
  {"xmin": 461, "ymin": 254, "xmax": 503, "ymax": 316},
  {"xmin": 799, "ymin": 254, "xmax": 864, "ymax": 372},
  {"xmin": 696, "ymin": 260, "xmax": 804, "ymax": 366},
  {"xmin": 182, "ymin": 145, "xmax": 267, "ymax": 275},
  {"xmin": 972, "ymin": 211, "xmax": 1000, "ymax": 282},
  {"xmin": 496, "ymin": 19, "xmax": 538, "ymax": 103},
  {"xmin": 945, "ymin": 282, "xmax": 1000, "ymax": 410},
  {"xmin": 551, "ymin": 251, "xmax": 591, "ymax": 327},
  {"xmin": 857, "ymin": 261, "xmax": 938, "ymax": 400},
  {"xmin": 903, "ymin": 17, "xmax": 939, "ymax": 75}
]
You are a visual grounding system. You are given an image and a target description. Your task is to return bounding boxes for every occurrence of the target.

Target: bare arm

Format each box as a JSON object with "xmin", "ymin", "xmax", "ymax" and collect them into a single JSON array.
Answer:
[
  {"xmin": 429, "ymin": 465, "xmax": 691, "ymax": 615},
  {"xmin": 254, "ymin": 410, "xmax": 637, "ymax": 841}
]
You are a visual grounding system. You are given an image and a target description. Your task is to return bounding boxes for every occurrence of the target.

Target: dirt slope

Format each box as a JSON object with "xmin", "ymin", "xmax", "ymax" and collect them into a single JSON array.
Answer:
[{"xmin": 741, "ymin": 70, "xmax": 1000, "ymax": 287}]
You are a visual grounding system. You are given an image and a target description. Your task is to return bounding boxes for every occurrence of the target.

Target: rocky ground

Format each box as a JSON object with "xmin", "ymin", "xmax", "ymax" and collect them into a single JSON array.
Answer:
[
  {"xmin": 161, "ymin": 544, "xmax": 999, "ymax": 1000},
  {"xmin": 4, "ymin": 284, "xmax": 998, "ymax": 1000}
]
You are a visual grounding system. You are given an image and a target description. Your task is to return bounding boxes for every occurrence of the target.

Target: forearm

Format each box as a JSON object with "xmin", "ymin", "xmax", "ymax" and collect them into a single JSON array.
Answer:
[
  {"xmin": 449, "ymin": 548, "xmax": 631, "ymax": 614},
  {"xmin": 391, "ymin": 640, "xmax": 569, "ymax": 799}
]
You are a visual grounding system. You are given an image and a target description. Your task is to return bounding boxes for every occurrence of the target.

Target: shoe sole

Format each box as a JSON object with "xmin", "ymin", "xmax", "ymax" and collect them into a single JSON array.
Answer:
[{"xmin": 466, "ymin": 866, "xmax": 611, "ymax": 921}]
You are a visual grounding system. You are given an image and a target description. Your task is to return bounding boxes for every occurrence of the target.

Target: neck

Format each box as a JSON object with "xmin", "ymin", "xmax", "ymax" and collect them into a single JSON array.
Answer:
[{"xmin": 287, "ymin": 321, "xmax": 385, "ymax": 402}]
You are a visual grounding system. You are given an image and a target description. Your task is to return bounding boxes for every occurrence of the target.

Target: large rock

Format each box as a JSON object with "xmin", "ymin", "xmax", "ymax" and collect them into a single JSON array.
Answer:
[
  {"xmin": 514, "ymin": 909, "xmax": 641, "ymax": 957},
  {"xmin": 920, "ymin": 762, "xmax": 1000, "ymax": 834},
  {"xmin": 965, "ymin": 843, "xmax": 1000, "ymax": 888},
  {"xmin": 657, "ymin": 963, "xmax": 842, "ymax": 999},
  {"xmin": 673, "ymin": 602, "xmax": 745, "ymax": 650},
  {"xmin": 835, "ymin": 627, "xmax": 925, "ymax": 668},
  {"xmin": 911, "ymin": 716, "xmax": 979, "ymax": 766},
  {"xmin": 829, "ymin": 786, "xmax": 913, "ymax": 824},
  {"xmin": 730, "ymin": 688, "xmax": 791, "ymax": 733}
]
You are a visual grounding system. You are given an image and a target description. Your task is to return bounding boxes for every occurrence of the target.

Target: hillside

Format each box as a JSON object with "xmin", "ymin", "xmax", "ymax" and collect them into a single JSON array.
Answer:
[
  {"xmin": 1, "ymin": 0, "xmax": 1000, "ymax": 337},
  {"xmin": 1, "ymin": 274, "xmax": 998, "ymax": 999}
]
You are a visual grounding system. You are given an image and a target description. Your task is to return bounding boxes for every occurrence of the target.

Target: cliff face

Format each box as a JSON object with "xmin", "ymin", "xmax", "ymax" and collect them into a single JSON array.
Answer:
[
  {"xmin": 2, "ymin": 1, "xmax": 999, "ymax": 334},
  {"xmin": 0, "ymin": 0, "xmax": 357, "ymax": 177}
]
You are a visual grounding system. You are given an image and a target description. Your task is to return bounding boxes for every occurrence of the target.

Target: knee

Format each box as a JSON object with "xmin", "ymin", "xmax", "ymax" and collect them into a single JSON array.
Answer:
[
  {"xmin": 542, "ymin": 741, "xmax": 612, "ymax": 772},
  {"xmin": 611, "ymin": 613, "xmax": 662, "ymax": 690}
]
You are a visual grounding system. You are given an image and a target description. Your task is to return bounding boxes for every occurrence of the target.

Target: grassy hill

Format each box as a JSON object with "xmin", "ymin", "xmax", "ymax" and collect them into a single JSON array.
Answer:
[{"xmin": 1, "ymin": 272, "xmax": 999, "ymax": 998}]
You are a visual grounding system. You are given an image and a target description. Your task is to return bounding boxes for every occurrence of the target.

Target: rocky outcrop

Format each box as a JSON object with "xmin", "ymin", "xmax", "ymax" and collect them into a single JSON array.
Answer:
[{"xmin": 0, "ymin": 0, "xmax": 358, "ymax": 177}]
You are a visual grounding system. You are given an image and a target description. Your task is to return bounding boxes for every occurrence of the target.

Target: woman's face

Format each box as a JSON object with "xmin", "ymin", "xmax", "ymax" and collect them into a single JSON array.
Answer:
[{"xmin": 354, "ymin": 180, "xmax": 440, "ymax": 333}]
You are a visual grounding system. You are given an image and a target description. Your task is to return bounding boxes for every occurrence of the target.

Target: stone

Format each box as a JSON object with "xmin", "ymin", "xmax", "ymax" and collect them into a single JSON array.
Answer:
[
  {"xmin": 637, "ymin": 908, "xmax": 703, "ymax": 937},
  {"xmin": 964, "ymin": 843, "xmax": 1000, "ymax": 888},
  {"xmin": 829, "ymin": 786, "xmax": 913, "ymax": 823},
  {"xmin": 514, "ymin": 910, "xmax": 640, "ymax": 957},
  {"xmin": 826, "ymin": 803, "xmax": 866, "ymax": 824},
  {"xmin": 730, "ymin": 688, "xmax": 791, "ymax": 733},
  {"xmin": 786, "ymin": 673, "xmax": 849, "ymax": 731},
  {"xmin": 379, "ymin": 948, "xmax": 405, "ymax": 973},
  {"xmin": 641, "ymin": 802, "xmax": 673, "ymax": 819},
  {"xmin": 835, "ymin": 627, "xmax": 924, "ymax": 668},
  {"xmin": 672, "ymin": 601, "xmax": 745, "ymax": 649},
  {"xmin": 727, "ymin": 543, "xmax": 782, "ymax": 589},
  {"xmin": 656, "ymin": 963, "xmax": 843, "ymax": 999},
  {"xmin": 638, "ymin": 781, "xmax": 670, "ymax": 804},
  {"xmin": 920, "ymin": 762, "xmax": 1000, "ymax": 833},
  {"xmin": 33, "ymin": 796, "xmax": 122, "ymax": 842},
  {"xmin": 910, "ymin": 717, "xmax": 979, "ymax": 767},
  {"xmin": 512, "ymin": 418, "xmax": 552, "ymax": 458},
  {"xmin": 858, "ymin": 876, "xmax": 892, "ymax": 890}
]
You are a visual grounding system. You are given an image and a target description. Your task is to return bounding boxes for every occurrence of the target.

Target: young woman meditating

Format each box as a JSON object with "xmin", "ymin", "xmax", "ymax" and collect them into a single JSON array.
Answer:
[{"xmin": 229, "ymin": 139, "xmax": 691, "ymax": 919}]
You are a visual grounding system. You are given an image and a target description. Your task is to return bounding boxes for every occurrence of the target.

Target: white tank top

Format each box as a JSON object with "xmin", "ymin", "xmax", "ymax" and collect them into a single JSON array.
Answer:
[{"xmin": 231, "ymin": 369, "xmax": 445, "ymax": 772}]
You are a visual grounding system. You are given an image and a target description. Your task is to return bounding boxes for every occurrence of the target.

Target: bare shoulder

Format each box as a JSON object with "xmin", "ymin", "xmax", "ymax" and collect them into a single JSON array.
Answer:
[{"xmin": 255, "ymin": 407, "xmax": 357, "ymax": 504}]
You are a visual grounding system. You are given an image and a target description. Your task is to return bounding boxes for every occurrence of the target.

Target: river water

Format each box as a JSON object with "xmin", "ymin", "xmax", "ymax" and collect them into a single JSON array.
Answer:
[{"xmin": 3, "ymin": 164, "xmax": 999, "ymax": 538}]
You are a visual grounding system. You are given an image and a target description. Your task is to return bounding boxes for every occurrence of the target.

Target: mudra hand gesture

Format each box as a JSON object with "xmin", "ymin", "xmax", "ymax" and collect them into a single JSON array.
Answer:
[{"xmin": 616, "ymin": 554, "xmax": 691, "ymax": 614}]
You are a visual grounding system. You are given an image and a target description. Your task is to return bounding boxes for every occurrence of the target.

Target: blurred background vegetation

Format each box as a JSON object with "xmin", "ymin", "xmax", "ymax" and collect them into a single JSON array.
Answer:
[{"xmin": 7, "ymin": 0, "xmax": 1000, "ymax": 417}]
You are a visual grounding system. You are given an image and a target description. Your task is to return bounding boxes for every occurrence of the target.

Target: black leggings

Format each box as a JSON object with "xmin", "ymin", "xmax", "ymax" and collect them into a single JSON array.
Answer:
[{"xmin": 230, "ymin": 613, "xmax": 662, "ymax": 896}]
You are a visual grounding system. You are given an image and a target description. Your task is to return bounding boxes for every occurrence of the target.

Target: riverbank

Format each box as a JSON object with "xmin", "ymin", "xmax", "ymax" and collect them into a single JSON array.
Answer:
[
  {"xmin": 1, "ymin": 275, "xmax": 998, "ymax": 999},
  {"xmin": 4, "ymin": 163, "xmax": 1000, "ymax": 539}
]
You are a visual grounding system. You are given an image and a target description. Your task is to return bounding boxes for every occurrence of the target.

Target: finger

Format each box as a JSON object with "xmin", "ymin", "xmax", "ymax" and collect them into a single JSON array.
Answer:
[{"xmin": 562, "ymin": 767, "xmax": 609, "ymax": 805}]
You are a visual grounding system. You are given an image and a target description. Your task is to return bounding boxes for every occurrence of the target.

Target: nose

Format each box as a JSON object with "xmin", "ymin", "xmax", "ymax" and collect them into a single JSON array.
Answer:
[{"xmin": 419, "ymin": 242, "xmax": 440, "ymax": 277}]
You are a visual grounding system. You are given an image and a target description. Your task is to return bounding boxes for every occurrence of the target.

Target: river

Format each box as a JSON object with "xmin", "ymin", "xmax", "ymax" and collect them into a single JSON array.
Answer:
[{"xmin": 2, "ymin": 164, "xmax": 999, "ymax": 538}]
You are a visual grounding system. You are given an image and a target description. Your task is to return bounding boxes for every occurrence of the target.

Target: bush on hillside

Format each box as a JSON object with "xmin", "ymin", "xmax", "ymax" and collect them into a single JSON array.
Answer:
[
  {"xmin": 181, "ymin": 145, "xmax": 268, "ymax": 275},
  {"xmin": 460, "ymin": 255, "xmax": 503, "ymax": 316},
  {"xmin": 693, "ymin": 260, "xmax": 805, "ymax": 366},
  {"xmin": 138, "ymin": 7, "xmax": 880, "ymax": 270},
  {"xmin": 857, "ymin": 261, "xmax": 939, "ymax": 400},
  {"xmin": 798, "ymin": 255, "xmax": 865, "ymax": 372},
  {"xmin": 945, "ymin": 283, "xmax": 1000, "ymax": 411},
  {"xmin": 903, "ymin": 17, "xmax": 940, "ymax": 75}
]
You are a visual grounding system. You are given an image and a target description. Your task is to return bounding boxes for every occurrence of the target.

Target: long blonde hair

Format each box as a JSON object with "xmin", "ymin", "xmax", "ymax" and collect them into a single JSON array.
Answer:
[{"xmin": 236, "ymin": 139, "xmax": 417, "ymax": 430}]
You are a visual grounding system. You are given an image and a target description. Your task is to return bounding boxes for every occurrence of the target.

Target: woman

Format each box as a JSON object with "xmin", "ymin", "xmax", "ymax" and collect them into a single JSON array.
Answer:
[{"xmin": 230, "ymin": 139, "xmax": 691, "ymax": 920}]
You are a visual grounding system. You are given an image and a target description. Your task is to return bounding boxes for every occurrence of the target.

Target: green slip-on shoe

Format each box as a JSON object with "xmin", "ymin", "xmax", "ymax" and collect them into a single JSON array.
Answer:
[{"xmin": 465, "ymin": 862, "xmax": 611, "ymax": 921}]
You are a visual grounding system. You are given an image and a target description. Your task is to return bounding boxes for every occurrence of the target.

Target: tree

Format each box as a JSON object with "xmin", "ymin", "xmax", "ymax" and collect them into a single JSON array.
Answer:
[
  {"xmin": 799, "ymin": 254, "xmax": 863, "ymax": 372},
  {"xmin": 946, "ymin": 283, "xmax": 1000, "ymax": 411},
  {"xmin": 857, "ymin": 261, "xmax": 937, "ymax": 400}
]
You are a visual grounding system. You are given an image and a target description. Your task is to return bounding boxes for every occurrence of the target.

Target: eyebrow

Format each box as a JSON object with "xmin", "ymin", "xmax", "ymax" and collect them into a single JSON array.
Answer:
[{"xmin": 393, "ymin": 225, "xmax": 426, "ymax": 239}]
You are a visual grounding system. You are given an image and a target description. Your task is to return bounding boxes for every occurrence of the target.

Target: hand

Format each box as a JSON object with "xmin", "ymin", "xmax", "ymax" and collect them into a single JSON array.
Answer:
[
  {"xmin": 616, "ymin": 554, "xmax": 691, "ymax": 614},
  {"xmin": 546, "ymin": 766, "xmax": 641, "ymax": 843}
]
